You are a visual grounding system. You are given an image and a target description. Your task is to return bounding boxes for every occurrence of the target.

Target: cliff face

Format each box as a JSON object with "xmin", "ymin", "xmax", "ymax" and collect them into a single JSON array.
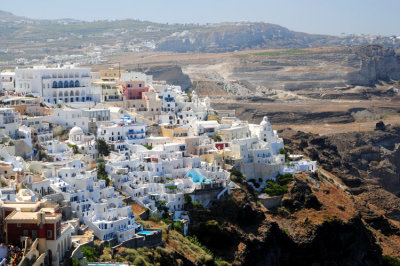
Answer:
[
  {"xmin": 279, "ymin": 125, "xmax": 400, "ymax": 259},
  {"xmin": 144, "ymin": 65, "xmax": 192, "ymax": 92},
  {"xmin": 281, "ymin": 125, "xmax": 400, "ymax": 195},
  {"xmin": 182, "ymin": 45, "xmax": 400, "ymax": 97},
  {"xmin": 189, "ymin": 179, "xmax": 383, "ymax": 266},
  {"xmin": 347, "ymin": 45, "xmax": 400, "ymax": 85}
]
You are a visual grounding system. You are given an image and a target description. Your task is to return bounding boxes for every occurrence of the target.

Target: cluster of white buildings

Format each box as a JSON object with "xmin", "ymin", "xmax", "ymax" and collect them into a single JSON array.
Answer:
[{"xmin": 0, "ymin": 64, "xmax": 317, "ymax": 264}]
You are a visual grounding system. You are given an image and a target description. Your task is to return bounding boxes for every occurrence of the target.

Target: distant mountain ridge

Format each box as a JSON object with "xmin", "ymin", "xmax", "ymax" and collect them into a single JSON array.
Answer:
[
  {"xmin": 0, "ymin": 10, "xmax": 82, "ymax": 24},
  {"xmin": 0, "ymin": 10, "xmax": 399, "ymax": 58},
  {"xmin": 156, "ymin": 22, "xmax": 400, "ymax": 53}
]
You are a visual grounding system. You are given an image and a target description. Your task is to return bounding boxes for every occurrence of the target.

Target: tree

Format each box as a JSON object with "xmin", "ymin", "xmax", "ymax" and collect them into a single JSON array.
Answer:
[
  {"xmin": 230, "ymin": 169, "xmax": 245, "ymax": 184},
  {"xmin": 96, "ymin": 138, "xmax": 110, "ymax": 157},
  {"xmin": 68, "ymin": 144, "xmax": 79, "ymax": 154},
  {"xmin": 97, "ymin": 162, "xmax": 110, "ymax": 186},
  {"xmin": 263, "ymin": 181, "xmax": 288, "ymax": 196},
  {"xmin": 184, "ymin": 194, "xmax": 192, "ymax": 205}
]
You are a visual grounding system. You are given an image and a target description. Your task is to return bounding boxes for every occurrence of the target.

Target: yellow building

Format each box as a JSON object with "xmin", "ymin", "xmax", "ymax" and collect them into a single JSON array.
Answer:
[
  {"xmin": 99, "ymin": 68, "xmax": 123, "ymax": 81},
  {"xmin": 160, "ymin": 124, "xmax": 189, "ymax": 140}
]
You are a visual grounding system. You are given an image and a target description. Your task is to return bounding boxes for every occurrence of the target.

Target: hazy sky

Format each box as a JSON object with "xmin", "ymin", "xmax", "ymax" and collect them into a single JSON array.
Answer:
[{"xmin": 3, "ymin": 0, "xmax": 400, "ymax": 36}]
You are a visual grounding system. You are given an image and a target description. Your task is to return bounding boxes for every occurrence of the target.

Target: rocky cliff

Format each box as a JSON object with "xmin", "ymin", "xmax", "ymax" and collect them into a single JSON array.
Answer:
[
  {"xmin": 143, "ymin": 65, "xmax": 192, "ymax": 92},
  {"xmin": 181, "ymin": 45, "xmax": 400, "ymax": 97},
  {"xmin": 347, "ymin": 45, "xmax": 400, "ymax": 86},
  {"xmin": 279, "ymin": 124, "xmax": 400, "ymax": 259},
  {"xmin": 189, "ymin": 179, "xmax": 383, "ymax": 266}
]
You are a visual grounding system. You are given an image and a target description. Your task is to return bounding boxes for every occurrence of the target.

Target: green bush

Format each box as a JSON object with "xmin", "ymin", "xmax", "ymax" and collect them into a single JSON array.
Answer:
[
  {"xmin": 72, "ymin": 258, "xmax": 84, "ymax": 266},
  {"xmin": 282, "ymin": 228, "xmax": 290, "ymax": 235},
  {"xmin": 277, "ymin": 206, "xmax": 291, "ymax": 217},
  {"xmin": 1, "ymin": 178, "xmax": 8, "ymax": 187},
  {"xmin": 173, "ymin": 221, "xmax": 183, "ymax": 232},
  {"xmin": 81, "ymin": 246, "xmax": 97, "ymax": 262},
  {"xmin": 96, "ymin": 138, "xmax": 110, "ymax": 156},
  {"xmin": 192, "ymin": 201, "xmax": 203, "ymax": 208},
  {"xmin": 324, "ymin": 216, "xmax": 334, "ymax": 223},
  {"xmin": 133, "ymin": 256, "xmax": 149, "ymax": 266},
  {"xmin": 97, "ymin": 162, "xmax": 110, "ymax": 186},
  {"xmin": 230, "ymin": 169, "xmax": 243, "ymax": 178},
  {"xmin": 230, "ymin": 169, "xmax": 245, "ymax": 184},
  {"xmin": 142, "ymin": 144, "xmax": 153, "ymax": 150},
  {"xmin": 264, "ymin": 181, "xmax": 288, "ymax": 196},
  {"xmin": 211, "ymin": 134, "xmax": 222, "ymax": 142},
  {"xmin": 187, "ymin": 235, "xmax": 213, "ymax": 257},
  {"xmin": 162, "ymin": 217, "xmax": 172, "ymax": 224},
  {"xmin": 279, "ymin": 148, "xmax": 289, "ymax": 161},
  {"xmin": 205, "ymin": 220, "xmax": 219, "ymax": 227},
  {"xmin": 184, "ymin": 194, "xmax": 192, "ymax": 205},
  {"xmin": 277, "ymin": 174, "xmax": 294, "ymax": 186}
]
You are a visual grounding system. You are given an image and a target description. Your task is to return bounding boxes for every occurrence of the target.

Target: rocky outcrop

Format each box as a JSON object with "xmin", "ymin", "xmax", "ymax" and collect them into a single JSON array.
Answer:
[
  {"xmin": 189, "ymin": 185, "xmax": 383, "ymax": 266},
  {"xmin": 284, "ymin": 179, "xmax": 322, "ymax": 211},
  {"xmin": 280, "ymin": 126, "xmax": 400, "ymax": 255},
  {"xmin": 347, "ymin": 45, "xmax": 400, "ymax": 86},
  {"xmin": 143, "ymin": 65, "xmax": 192, "ymax": 92}
]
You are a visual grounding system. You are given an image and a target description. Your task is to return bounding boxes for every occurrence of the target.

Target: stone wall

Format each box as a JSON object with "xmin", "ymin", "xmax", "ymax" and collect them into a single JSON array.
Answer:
[
  {"xmin": 259, "ymin": 195, "xmax": 283, "ymax": 209},
  {"xmin": 112, "ymin": 229, "xmax": 162, "ymax": 249}
]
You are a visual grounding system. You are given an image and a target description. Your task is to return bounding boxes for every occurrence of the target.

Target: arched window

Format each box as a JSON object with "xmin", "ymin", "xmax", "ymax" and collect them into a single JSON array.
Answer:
[
  {"xmin": 64, "ymin": 81, "xmax": 69, "ymax": 88},
  {"xmin": 58, "ymin": 81, "xmax": 63, "ymax": 88},
  {"xmin": 75, "ymin": 90, "xmax": 80, "ymax": 96},
  {"xmin": 70, "ymin": 91, "xmax": 74, "ymax": 96},
  {"xmin": 70, "ymin": 80, "xmax": 74, "ymax": 87},
  {"xmin": 52, "ymin": 81, "xmax": 58, "ymax": 88},
  {"xmin": 75, "ymin": 80, "xmax": 80, "ymax": 87},
  {"xmin": 59, "ymin": 91, "xmax": 63, "ymax": 97},
  {"xmin": 64, "ymin": 91, "xmax": 69, "ymax": 96}
]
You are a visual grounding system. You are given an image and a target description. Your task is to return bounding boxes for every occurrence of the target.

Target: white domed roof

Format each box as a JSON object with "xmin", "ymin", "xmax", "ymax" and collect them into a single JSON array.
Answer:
[{"xmin": 70, "ymin": 126, "xmax": 83, "ymax": 135}]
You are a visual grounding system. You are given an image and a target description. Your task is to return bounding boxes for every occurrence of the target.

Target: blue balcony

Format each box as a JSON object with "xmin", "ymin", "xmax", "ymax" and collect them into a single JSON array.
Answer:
[{"xmin": 3, "ymin": 114, "xmax": 15, "ymax": 118}]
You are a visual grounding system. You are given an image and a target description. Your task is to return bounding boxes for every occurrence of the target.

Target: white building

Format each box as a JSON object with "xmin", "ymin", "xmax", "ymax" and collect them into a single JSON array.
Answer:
[
  {"xmin": 97, "ymin": 119, "xmax": 146, "ymax": 144},
  {"xmin": 0, "ymin": 108, "xmax": 19, "ymax": 138},
  {"xmin": 15, "ymin": 65, "xmax": 93, "ymax": 104},
  {"xmin": 49, "ymin": 159, "xmax": 140, "ymax": 242},
  {"xmin": 0, "ymin": 71, "xmax": 15, "ymax": 91}
]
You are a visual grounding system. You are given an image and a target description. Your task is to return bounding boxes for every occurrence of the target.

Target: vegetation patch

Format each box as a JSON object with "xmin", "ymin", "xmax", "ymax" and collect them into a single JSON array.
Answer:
[{"xmin": 142, "ymin": 144, "xmax": 153, "ymax": 150}]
